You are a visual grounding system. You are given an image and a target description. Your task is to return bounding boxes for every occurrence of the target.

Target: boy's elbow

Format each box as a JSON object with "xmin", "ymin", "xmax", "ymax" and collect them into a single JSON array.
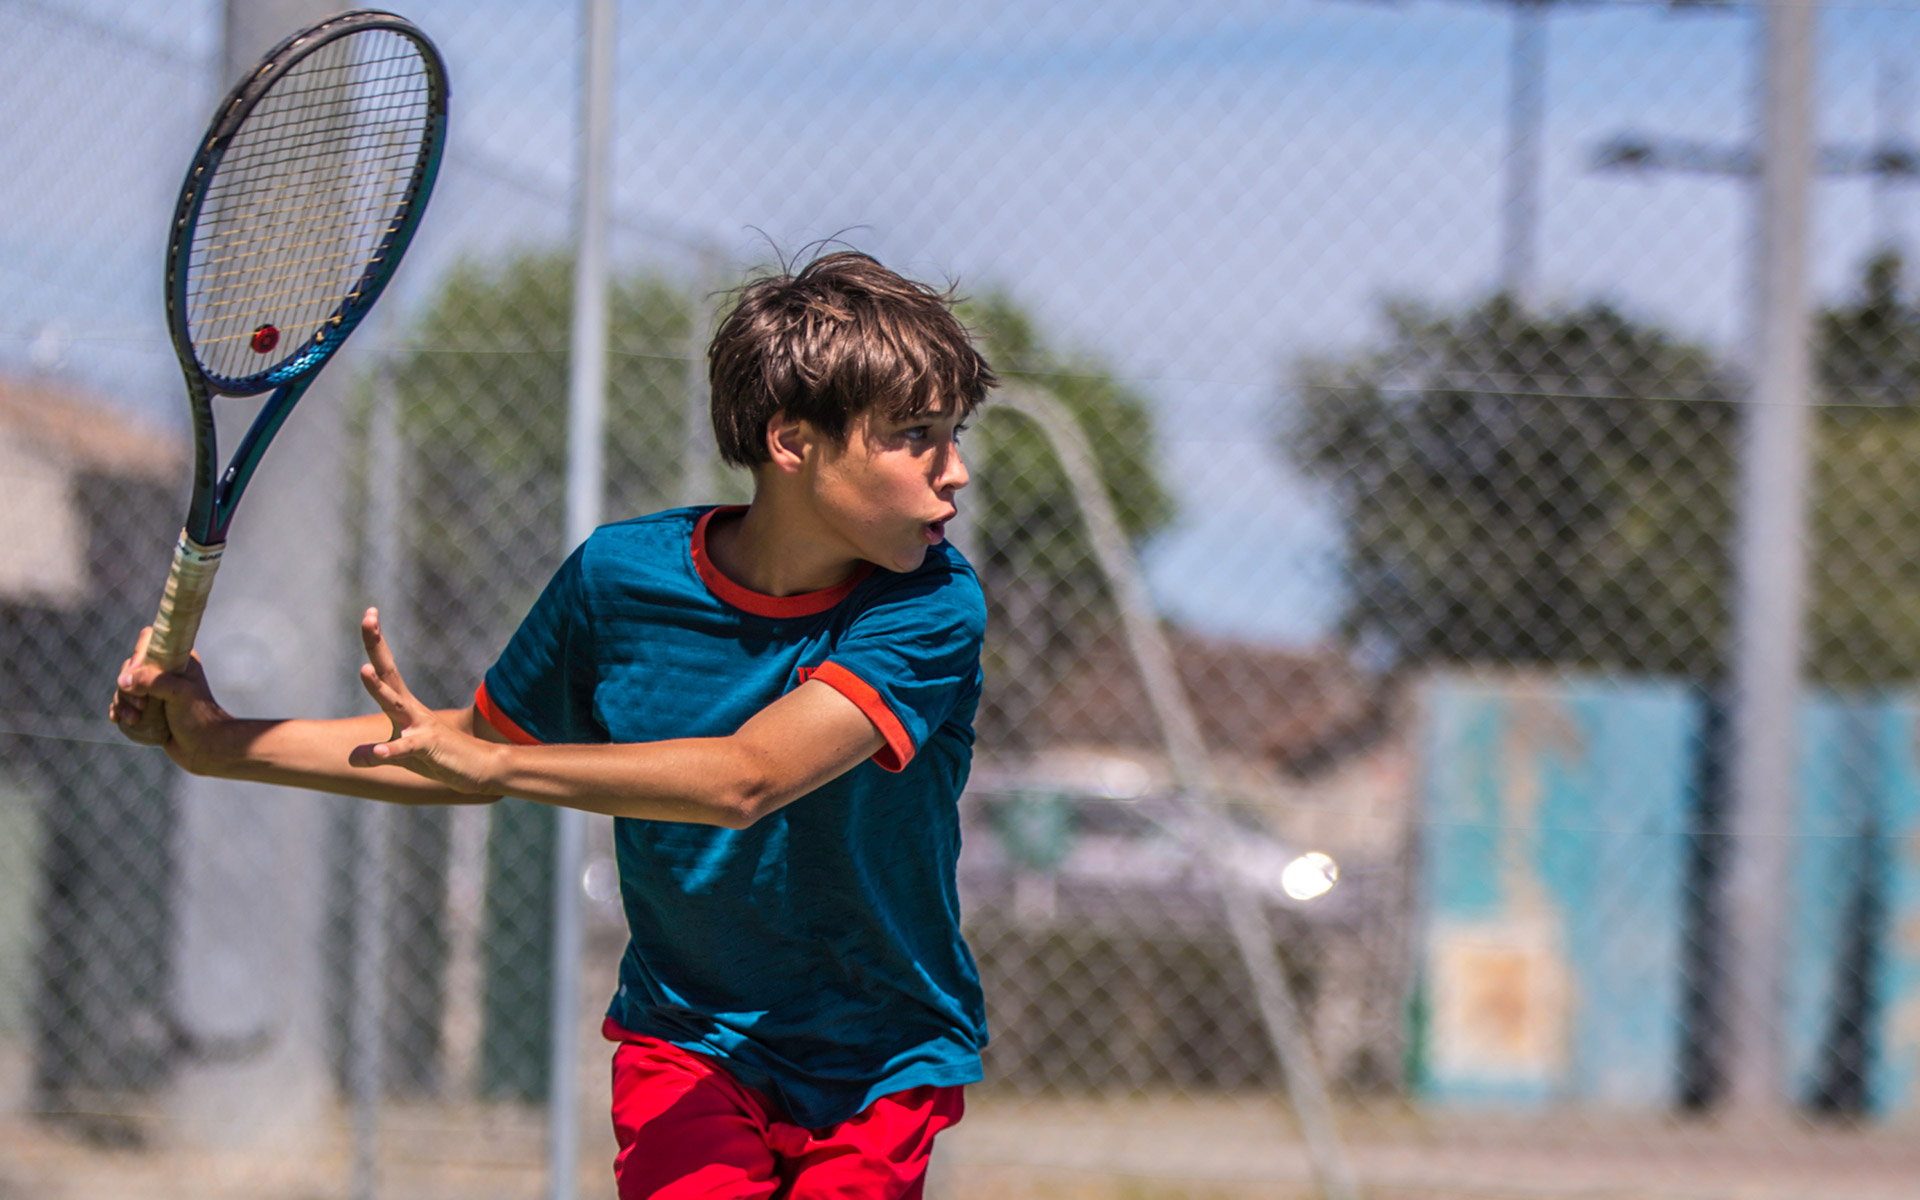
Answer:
[{"xmin": 716, "ymin": 759, "xmax": 789, "ymax": 829}]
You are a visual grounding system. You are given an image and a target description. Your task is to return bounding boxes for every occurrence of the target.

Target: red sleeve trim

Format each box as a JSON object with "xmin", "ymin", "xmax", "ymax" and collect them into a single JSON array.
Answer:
[
  {"xmin": 474, "ymin": 682, "xmax": 545, "ymax": 746},
  {"xmin": 798, "ymin": 661, "xmax": 915, "ymax": 773}
]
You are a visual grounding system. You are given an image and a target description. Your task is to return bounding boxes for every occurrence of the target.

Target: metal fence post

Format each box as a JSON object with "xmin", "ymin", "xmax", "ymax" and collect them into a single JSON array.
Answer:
[
  {"xmin": 551, "ymin": 2, "xmax": 616, "ymax": 1198},
  {"xmin": 1725, "ymin": 0, "xmax": 1817, "ymax": 1117}
]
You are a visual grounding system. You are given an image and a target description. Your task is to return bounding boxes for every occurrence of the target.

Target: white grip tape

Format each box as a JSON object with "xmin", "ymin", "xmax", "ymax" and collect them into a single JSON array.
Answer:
[{"xmin": 146, "ymin": 532, "xmax": 224, "ymax": 671}]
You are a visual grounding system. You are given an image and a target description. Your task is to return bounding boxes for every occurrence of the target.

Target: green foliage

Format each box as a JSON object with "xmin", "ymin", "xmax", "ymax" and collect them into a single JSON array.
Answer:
[
  {"xmin": 1293, "ymin": 262, "xmax": 1920, "ymax": 686},
  {"xmin": 1288, "ymin": 296, "xmax": 1736, "ymax": 676},
  {"xmin": 390, "ymin": 251, "xmax": 698, "ymax": 695},
  {"xmin": 965, "ymin": 295, "xmax": 1173, "ymax": 551},
  {"xmin": 1808, "ymin": 251, "xmax": 1920, "ymax": 685},
  {"xmin": 962, "ymin": 294, "xmax": 1176, "ymax": 748}
]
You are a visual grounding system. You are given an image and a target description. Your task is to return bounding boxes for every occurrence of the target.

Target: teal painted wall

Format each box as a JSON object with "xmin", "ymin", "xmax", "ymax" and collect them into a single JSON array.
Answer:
[
  {"xmin": 1416, "ymin": 674, "xmax": 1695, "ymax": 1109},
  {"xmin": 1417, "ymin": 676, "xmax": 1920, "ymax": 1117},
  {"xmin": 1868, "ymin": 699, "xmax": 1920, "ymax": 1118}
]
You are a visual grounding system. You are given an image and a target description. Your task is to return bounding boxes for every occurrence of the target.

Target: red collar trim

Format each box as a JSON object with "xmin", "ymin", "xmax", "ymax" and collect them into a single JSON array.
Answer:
[{"xmin": 691, "ymin": 506, "xmax": 873, "ymax": 618}]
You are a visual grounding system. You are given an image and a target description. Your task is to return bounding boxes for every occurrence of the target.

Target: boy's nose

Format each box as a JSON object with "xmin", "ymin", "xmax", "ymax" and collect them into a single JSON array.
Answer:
[{"xmin": 938, "ymin": 443, "xmax": 970, "ymax": 493}]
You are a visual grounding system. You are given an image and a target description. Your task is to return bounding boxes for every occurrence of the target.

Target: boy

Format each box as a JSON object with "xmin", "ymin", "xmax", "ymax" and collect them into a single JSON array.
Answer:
[{"xmin": 112, "ymin": 251, "xmax": 998, "ymax": 1198}]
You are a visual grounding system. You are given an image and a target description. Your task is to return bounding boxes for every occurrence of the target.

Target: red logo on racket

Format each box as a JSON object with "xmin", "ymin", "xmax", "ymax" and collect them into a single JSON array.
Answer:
[{"xmin": 250, "ymin": 324, "xmax": 280, "ymax": 354}]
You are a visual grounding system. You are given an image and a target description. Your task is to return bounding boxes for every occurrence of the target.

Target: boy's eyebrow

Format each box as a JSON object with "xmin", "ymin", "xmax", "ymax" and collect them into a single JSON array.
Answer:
[{"xmin": 900, "ymin": 396, "xmax": 960, "ymax": 418}]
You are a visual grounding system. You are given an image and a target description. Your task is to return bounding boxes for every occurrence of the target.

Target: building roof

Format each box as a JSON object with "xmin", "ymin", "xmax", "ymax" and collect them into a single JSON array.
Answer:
[
  {"xmin": 1030, "ymin": 628, "xmax": 1388, "ymax": 778},
  {"xmin": 0, "ymin": 374, "xmax": 184, "ymax": 484}
]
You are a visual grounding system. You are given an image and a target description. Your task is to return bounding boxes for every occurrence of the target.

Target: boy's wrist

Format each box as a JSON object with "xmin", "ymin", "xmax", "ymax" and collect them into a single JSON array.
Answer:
[
  {"xmin": 472, "ymin": 740, "xmax": 517, "ymax": 797},
  {"xmin": 191, "ymin": 711, "xmax": 259, "ymax": 778}
]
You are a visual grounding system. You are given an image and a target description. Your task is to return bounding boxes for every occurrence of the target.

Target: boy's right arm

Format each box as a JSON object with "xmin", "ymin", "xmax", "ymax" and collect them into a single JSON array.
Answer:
[{"xmin": 111, "ymin": 631, "xmax": 503, "ymax": 807}]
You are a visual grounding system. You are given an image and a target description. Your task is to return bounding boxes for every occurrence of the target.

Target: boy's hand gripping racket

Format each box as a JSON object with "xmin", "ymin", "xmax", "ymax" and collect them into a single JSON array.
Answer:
[{"xmin": 130, "ymin": 10, "xmax": 447, "ymax": 742}]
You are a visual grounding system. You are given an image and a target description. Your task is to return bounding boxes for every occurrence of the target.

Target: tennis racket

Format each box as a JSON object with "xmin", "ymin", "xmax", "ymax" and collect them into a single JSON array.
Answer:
[{"xmin": 130, "ymin": 9, "xmax": 447, "ymax": 742}]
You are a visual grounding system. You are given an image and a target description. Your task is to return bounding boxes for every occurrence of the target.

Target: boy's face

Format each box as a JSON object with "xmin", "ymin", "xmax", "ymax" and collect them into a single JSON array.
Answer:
[{"xmin": 807, "ymin": 401, "xmax": 970, "ymax": 573}]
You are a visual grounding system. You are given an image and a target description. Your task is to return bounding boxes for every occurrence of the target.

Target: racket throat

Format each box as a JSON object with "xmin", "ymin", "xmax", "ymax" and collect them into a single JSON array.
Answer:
[{"xmin": 197, "ymin": 378, "xmax": 312, "ymax": 543}]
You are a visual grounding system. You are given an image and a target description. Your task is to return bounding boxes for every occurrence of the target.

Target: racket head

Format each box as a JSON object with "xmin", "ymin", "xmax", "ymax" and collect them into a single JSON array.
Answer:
[{"xmin": 165, "ymin": 9, "xmax": 448, "ymax": 398}]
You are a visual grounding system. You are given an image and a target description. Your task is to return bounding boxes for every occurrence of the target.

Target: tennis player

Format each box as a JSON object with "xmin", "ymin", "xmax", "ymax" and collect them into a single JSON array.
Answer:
[{"xmin": 112, "ymin": 251, "xmax": 997, "ymax": 1198}]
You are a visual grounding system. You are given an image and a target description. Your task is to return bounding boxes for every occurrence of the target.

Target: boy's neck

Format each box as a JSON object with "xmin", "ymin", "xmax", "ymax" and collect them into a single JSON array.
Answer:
[{"xmin": 704, "ymin": 495, "xmax": 864, "ymax": 598}]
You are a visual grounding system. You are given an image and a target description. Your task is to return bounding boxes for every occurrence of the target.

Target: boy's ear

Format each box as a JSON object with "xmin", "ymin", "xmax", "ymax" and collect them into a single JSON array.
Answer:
[{"xmin": 764, "ymin": 410, "xmax": 812, "ymax": 474}]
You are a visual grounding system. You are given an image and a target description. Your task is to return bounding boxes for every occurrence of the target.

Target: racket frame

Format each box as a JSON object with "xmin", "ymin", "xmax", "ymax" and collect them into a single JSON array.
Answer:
[
  {"xmin": 165, "ymin": 8, "xmax": 448, "ymax": 548},
  {"xmin": 137, "ymin": 8, "xmax": 445, "ymax": 692}
]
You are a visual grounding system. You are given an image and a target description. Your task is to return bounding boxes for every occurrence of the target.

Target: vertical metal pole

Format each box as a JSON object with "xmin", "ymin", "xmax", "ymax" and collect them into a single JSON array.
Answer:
[
  {"xmin": 567, "ymin": 0, "xmax": 615, "ymax": 553},
  {"xmin": 1873, "ymin": 59, "xmax": 1907, "ymax": 253},
  {"xmin": 349, "ymin": 362, "xmax": 404, "ymax": 1200},
  {"xmin": 1502, "ymin": 0, "xmax": 1547, "ymax": 306},
  {"xmin": 348, "ymin": 804, "xmax": 390, "ymax": 1200},
  {"xmin": 169, "ymin": 0, "xmax": 349, "ymax": 1156},
  {"xmin": 1724, "ymin": 0, "xmax": 1816, "ymax": 1117},
  {"xmin": 552, "ymin": 2, "xmax": 615, "ymax": 1197}
]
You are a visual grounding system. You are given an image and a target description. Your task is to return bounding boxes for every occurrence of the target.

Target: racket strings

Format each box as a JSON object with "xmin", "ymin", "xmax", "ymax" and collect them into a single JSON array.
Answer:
[
  {"xmin": 185, "ymin": 28, "xmax": 435, "ymax": 383},
  {"xmin": 191, "ymin": 37, "xmax": 426, "ymax": 306},
  {"xmin": 191, "ymin": 78, "xmax": 426, "ymax": 345},
  {"xmin": 199, "ymin": 37, "xmax": 427, "ymax": 241}
]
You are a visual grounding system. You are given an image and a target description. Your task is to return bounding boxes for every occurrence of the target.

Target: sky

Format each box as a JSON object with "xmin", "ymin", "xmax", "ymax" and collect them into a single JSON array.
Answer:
[{"xmin": 6, "ymin": 0, "xmax": 1920, "ymax": 646}]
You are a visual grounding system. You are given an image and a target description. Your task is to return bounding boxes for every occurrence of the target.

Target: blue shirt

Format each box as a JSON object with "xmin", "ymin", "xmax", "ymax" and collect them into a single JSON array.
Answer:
[{"xmin": 478, "ymin": 505, "xmax": 988, "ymax": 1127}]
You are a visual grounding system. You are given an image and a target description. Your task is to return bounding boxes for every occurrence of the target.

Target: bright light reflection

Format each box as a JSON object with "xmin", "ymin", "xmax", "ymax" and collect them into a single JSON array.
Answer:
[
  {"xmin": 582, "ymin": 857, "xmax": 620, "ymax": 903},
  {"xmin": 1280, "ymin": 851, "xmax": 1339, "ymax": 902}
]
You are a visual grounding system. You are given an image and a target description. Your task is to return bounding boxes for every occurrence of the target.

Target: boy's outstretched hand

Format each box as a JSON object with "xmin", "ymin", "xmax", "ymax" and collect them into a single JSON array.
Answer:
[{"xmin": 351, "ymin": 608, "xmax": 502, "ymax": 795}]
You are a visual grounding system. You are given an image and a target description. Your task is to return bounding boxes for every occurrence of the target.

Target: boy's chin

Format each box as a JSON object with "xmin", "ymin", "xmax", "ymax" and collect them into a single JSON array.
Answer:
[{"xmin": 874, "ymin": 543, "xmax": 931, "ymax": 573}]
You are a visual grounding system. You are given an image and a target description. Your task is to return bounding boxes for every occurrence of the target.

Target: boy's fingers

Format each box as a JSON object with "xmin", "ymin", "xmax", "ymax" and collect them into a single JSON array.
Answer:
[
  {"xmin": 349, "ymin": 735, "xmax": 424, "ymax": 769},
  {"xmin": 349, "ymin": 740, "xmax": 401, "ymax": 768},
  {"xmin": 111, "ymin": 629, "xmax": 190, "ymax": 745},
  {"xmin": 361, "ymin": 608, "xmax": 405, "ymax": 682},
  {"xmin": 359, "ymin": 661, "xmax": 429, "ymax": 726},
  {"xmin": 112, "ymin": 691, "xmax": 169, "ymax": 744},
  {"xmin": 129, "ymin": 665, "xmax": 194, "ymax": 702},
  {"xmin": 359, "ymin": 607, "xmax": 426, "ymax": 706},
  {"xmin": 359, "ymin": 662, "xmax": 404, "ymax": 715}
]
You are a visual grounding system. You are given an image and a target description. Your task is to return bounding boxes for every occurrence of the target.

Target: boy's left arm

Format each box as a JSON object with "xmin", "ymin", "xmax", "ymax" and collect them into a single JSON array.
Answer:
[{"xmin": 357, "ymin": 620, "xmax": 883, "ymax": 828}]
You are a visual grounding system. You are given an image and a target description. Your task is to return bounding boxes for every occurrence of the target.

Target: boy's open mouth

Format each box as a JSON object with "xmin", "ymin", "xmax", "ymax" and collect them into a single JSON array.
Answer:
[{"xmin": 925, "ymin": 519, "xmax": 947, "ymax": 543}]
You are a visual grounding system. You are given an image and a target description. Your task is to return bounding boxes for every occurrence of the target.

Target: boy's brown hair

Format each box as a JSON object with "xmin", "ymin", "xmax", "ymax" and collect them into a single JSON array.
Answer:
[{"xmin": 708, "ymin": 251, "xmax": 997, "ymax": 467}]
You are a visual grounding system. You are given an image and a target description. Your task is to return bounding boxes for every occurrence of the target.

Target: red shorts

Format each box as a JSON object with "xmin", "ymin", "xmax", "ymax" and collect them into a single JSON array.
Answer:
[{"xmin": 603, "ymin": 1018, "xmax": 965, "ymax": 1200}]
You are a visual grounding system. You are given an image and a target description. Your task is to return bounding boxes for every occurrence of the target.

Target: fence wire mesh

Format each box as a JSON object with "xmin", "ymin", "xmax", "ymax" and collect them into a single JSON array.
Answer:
[{"xmin": 4, "ymin": 1, "xmax": 1920, "ymax": 1198}]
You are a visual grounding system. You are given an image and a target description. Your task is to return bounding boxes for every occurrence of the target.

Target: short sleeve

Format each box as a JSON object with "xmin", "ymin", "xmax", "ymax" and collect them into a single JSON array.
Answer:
[
  {"xmin": 803, "ymin": 556, "xmax": 985, "ymax": 773},
  {"xmin": 477, "ymin": 543, "xmax": 602, "ymax": 745}
]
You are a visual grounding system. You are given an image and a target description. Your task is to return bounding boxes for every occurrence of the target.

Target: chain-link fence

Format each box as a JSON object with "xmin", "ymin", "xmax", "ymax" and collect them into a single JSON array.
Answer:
[{"xmin": 5, "ymin": 1, "xmax": 1920, "ymax": 1197}]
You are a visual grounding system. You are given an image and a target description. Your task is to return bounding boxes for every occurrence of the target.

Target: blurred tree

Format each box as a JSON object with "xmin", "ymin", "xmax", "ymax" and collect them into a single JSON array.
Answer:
[
  {"xmin": 393, "ymin": 251, "xmax": 697, "ymax": 702},
  {"xmin": 1286, "ymin": 296, "xmax": 1736, "ymax": 676},
  {"xmin": 962, "ymin": 295, "xmax": 1176, "ymax": 751},
  {"xmin": 1291, "ymin": 262, "xmax": 1920, "ymax": 687},
  {"xmin": 1808, "ymin": 250, "xmax": 1920, "ymax": 686}
]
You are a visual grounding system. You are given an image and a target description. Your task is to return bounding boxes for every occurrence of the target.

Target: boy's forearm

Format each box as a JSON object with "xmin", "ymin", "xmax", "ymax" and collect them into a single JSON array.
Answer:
[
  {"xmin": 481, "ymin": 738, "xmax": 774, "ymax": 827},
  {"xmin": 208, "ymin": 711, "xmax": 500, "ymax": 806},
  {"xmin": 475, "ymin": 684, "xmax": 883, "ymax": 828}
]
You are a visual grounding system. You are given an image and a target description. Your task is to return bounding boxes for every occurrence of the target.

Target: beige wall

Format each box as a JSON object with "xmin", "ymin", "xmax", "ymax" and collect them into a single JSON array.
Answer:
[{"xmin": 0, "ymin": 435, "xmax": 83, "ymax": 608}]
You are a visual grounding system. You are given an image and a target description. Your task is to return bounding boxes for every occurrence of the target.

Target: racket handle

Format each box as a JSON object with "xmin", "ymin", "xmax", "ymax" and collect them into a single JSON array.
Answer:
[
  {"xmin": 147, "ymin": 531, "xmax": 224, "ymax": 668},
  {"xmin": 128, "ymin": 532, "xmax": 224, "ymax": 742}
]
